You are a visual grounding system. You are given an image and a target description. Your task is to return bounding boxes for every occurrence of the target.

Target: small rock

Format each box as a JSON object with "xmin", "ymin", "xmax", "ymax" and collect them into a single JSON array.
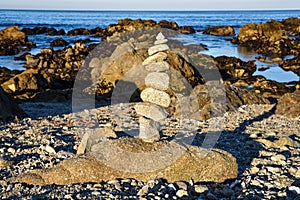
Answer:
[
  {"xmin": 176, "ymin": 189, "xmax": 188, "ymax": 198},
  {"xmin": 250, "ymin": 167, "xmax": 260, "ymax": 174},
  {"xmin": 266, "ymin": 166, "xmax": 281, "ymax": 174},
  {"xmin": 271, "ymin": 154, "xmax": 286, "ymax": 162},
  {"xmin": 154, "ymin": 39, "xmax": 168, "ymax": 45},
  {"xmin": 141, "ymin": 88, "xmax": 171, "ymax": 108},
  {"xmin": 289, "ymin": 186, "xmax": 300, "ymax": 195},
  {"xmin": 137, "ymin": 185, "xmax": 149, "ymax": 196},
  {"xmin": 45, "ymin": 145, "xmax": 56, "ymax": 154},
  {"xmin": 194, "ymin": 184, "xmax": 208, "ymax": 194},
  {"xmin": 145, "ymin": 61, "xmax": 170, "ymax": 72},
  {"xmin": 145, "ymin": 72, "xmax": 169, "ymax": 91},
  {"xmin": 0, "ymin": 159, "xmax": 12, "ymax": 168},
  {"xmin": 274, "ymin": 136, "xmax": 300, "ymax": 148},
  {"xmin": 7, "ymin": 148, "xmax": 16, "ymax": 155},
  {"xmin": 174, "ymin": 181, "xmax": 188, "ymax": 190},
  {"xmin": 148, "ymin": 44, "xmax": 169, "ymax": 56},
  {"xmin": 92, "ymin": 191, "xmax": 101, "ymax": 196},
  {"xmin": 142, "ymin": 52, "xmax": 168, "ymax": 65},
  {"xmin": 134, "ymin": 103, "xmax": 168, "ymax": 122}
]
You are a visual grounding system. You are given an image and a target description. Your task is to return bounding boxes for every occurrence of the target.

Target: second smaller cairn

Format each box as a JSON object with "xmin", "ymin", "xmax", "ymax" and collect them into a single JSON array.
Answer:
[{"xmin": 135, "ymin": 33, "xmax": 171, "ymax": 142}]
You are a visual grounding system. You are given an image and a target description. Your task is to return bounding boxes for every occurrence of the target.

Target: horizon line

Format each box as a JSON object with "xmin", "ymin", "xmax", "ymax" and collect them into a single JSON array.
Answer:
[{"xmin": 1, "ymin": 8, "xmax": 300, "ymax": 12}]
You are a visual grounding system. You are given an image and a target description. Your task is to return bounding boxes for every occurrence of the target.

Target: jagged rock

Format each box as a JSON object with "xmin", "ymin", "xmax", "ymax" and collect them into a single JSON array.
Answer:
[
  {"xmin": 50, "ymin": 38, "xmax": 69, "ymax": 47},
  {"xmin": 67, "ymin": 28, "xmax": 90, "ymax": 36},
  {"xmin": 0, "ymin": 26, "xmax": 35, "ymax": 55},
  {"xmin": 134, "ymin": 103, "xmax": 169, "ymax": 122},
  {"xmin": 145, "ymin": 61, "xmax": 170, "ymax": 72},
  {"xmin": 203, "ymin": 26, "xmax": 235, "ymax": 36},
  {"xmin": 178, "ymin": 26, "xmax": 196, "ymax": 34},
  {"xmin": 145, "ymin": 72, "xmax": 169, "ymax": 91},
  {"xmin": 0, "ymin": 67, "xmax": 21, "ymax": 84},
  {"xmin": 148, "ymin": 44, "xmax": 170, "ymax": 56},
  {"xmin": 233, "ymin": 20, "xmax": 294, "ymax": 57},
  {"xmin": 21, "ymin": 27, "xmax": 65, "ymax": 35},
  {"xmin": 275, "ymin": 90, "xmax": 300, "ymax": 118},
  {"xmin": 281, "ymin": 17, "xmax": 300, "ymax": 36},
  {"xmin": 142, "ymin": 52, "xmax": 168, "ymax": 65},
  {"xmin": 280, "ymin": 56, "xmax": 300, "ymax": 76},
  {"xmin": 141, "ymin": 88, "xmax": 171, "ymax": 108},
  {"xmin": 11, "ymin": 138, "xmax": 238, "ymax": 185},
  {"xmin": 138, "ymin": 117, "xmax": 161, "ymax": 142}
]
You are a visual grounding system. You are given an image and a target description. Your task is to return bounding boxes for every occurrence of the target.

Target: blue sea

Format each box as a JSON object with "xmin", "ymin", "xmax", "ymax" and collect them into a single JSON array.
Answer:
[{"xmin": 0, "ymin": 10, "xmax": 300, "ymax": 83}]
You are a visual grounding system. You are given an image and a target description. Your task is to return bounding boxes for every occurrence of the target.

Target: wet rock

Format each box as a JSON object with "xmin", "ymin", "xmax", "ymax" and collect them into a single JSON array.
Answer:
[
  {"xmin": 234, "ymin": 20, "xmax": 294, "ymax": 57},
  {"xmin": 0, "ymin": 67, "xmax": 21, "ymax": 84},
  {"xmin": 0, "ymin": 26, "xmax": 35, "ymax": 55},
  {"xmin": 22, "ymin": 27, "xmax": 65, "ymax": 35},
  {"xmin": 281, "ymin": 17, "xmax": 300, "ymax": 36},
  {"xmin": 214, "ymin": 56, "xmax": 256, "ymax": 82},
  {"xmin": 158, "ymin": 20, "xmax": 179, "ymax": 30},
  {"xmin": 50, "ymin": 38, "xmax": 69, "ymax": 47},
  {"xmin": 67, "ymin": 28, "xmax": 90, "ymax": 36},
  {"xmin": 280, "ymin": 56, "xmax": 300, "ymax": 76},
  {"xmin": 178, "ymin": 26, "xmax": 196, "ymax": 34},
  {"xmin": 203, "ymin": 26, "xmax": 235, "ymax": 36},
  {"xmin": 275, "ymin": 90, "xmax": 300, "ymax": 118}
]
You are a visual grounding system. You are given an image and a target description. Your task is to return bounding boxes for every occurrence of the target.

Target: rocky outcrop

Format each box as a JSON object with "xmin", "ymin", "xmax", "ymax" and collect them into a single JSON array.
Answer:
[
  {"xmin": 281, "ymin": 17, "xmax": 300, "ymax": 36},
  {"xmin": 67, "ymin": 28, "xmax": 90, "ymax": 36},
  {"xmin": 178, "ymin": 26, "xmax": 196, "ymax": 34},
  {"xmin": 11, "ymin": 138, "xmax": 238, "ymax": 185},
  {"xmin": 0, "ymin": 67, "xmax": 22, "ymax": 84},
  {"xmin": 275, "ymin": 90, "xmax": 300, "ymax": 118},
  {"xmin": 280, "ymin": 56, "xmax": 300, "ymax": 76},
  {"xmin": 21, "ymin": 27, "xmax": 65, "ymax": 36},
  {"xmin": 233, "ymin": 20, "xmax": 294, "ymax": 57},
  {"xmin": 203, "ymin": 26, "xmax": 235, "ymax": 36},
  {"xmin": 0, "ymin": 87, "xmax": 27, "ymax": 121},
  {"xmin": 2, "ymin": 42, "xmax": 89, "ymax": 100},
  {"xmin": 0, "ymin": 26, "xmax": 35, "ymax": 55},
  {"xmin": 214, "ymin": 56, "xmax": 256, "ymax": 82},
  {"xmin": 50, "ymin": 38, "xmax": 69, "ymax": 47}
]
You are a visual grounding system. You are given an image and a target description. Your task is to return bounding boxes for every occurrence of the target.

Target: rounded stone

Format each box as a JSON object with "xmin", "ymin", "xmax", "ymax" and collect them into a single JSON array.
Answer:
[
  {"xmin": 145, "ymin": 72, "xmax": 169, "ymax": 91},
  {"xmin": 141, "ymin": 88, "xmax": 171, "ymax": 108}
]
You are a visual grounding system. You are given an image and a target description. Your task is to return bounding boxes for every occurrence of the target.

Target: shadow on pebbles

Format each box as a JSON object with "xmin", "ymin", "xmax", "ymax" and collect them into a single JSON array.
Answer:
[{"xmin": 0, "ymin": 103, "xmax": 299, "ymax": 199}]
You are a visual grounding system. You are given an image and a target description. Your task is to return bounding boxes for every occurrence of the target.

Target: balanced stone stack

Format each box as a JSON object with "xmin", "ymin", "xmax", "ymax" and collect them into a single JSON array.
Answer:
[{"xmin": 134, "ymin": 33, "xmax": 171, "ymax": 142}]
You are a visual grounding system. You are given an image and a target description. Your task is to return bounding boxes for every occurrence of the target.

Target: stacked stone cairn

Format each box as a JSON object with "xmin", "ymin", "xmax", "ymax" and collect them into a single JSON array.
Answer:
[{"xmin": 134, "ymin": 33, "xmax": 171, "ymax": 142}]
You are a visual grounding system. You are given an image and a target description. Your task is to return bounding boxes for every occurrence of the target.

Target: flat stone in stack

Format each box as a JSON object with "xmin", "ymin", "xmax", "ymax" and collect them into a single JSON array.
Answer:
[{"xmin": 142, "ymin": 52, "xmax": 168, "ymax": 65}]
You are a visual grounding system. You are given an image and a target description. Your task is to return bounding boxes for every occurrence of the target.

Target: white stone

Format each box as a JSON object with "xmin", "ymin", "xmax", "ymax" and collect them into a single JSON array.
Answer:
[
  {"xmin": 143, "ymin": 52, "xmax": 168, "ymax": 65},
  {"xmin": 139, "ymin": 117, "xmax": 160, "ymax": 143},
  {"xmin": 156, "ymin": 32, "xmax": 166, "ymax": 40},
  {"xmin": 148, "ymin": 44, "xmax": 169, "ymax": 56},
  {"xmin": 134, "ymin": 103, "xmax": 168, "ymax": 122},
  {"xmin": 145, "ymin": 61, "xmax": 170, "ymax": 72},
  {"xmin": 154, "ymin": 39, "xmax": 168, "ymax": 45},
  {"xmin": 45, "ymin": 145, "xmax": 56, "ymax": 154},
  {"xmin": 141, "ymin": 88, "xmax": 171, "ymax": 108},
  {"xmin": 145, "ymin": 72, "xmax": 169, "ymax": 91}
]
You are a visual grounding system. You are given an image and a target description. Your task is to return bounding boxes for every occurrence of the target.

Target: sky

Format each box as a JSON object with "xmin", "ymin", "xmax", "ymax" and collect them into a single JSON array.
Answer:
[{"xmin": 0, "ymin": 0, "xmax": 299, "ymax": 10}]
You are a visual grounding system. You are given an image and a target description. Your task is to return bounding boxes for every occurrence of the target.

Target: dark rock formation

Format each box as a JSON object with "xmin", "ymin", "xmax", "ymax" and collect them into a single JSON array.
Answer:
[
  {"xmin": 67, "ymin": 28, "xmax": 90, "ymax": 36},
  {"xmin": 0, "ymin": 67, "xmax": 22, "ymax": 84},
  {"xmin": 203, "ymin": 26, "xmax": 235, "ymax": 36},
  {"xmin": 50, "ymin": 38, "xmax": 69, "ymax": 47},
  {"xmin": 178, "ymin": 26, "xmax": 196, "ymax": 34},
  {"xmin": 281, "ymin": 17, "xmax": 300, "ymax": 36},
  {"xmin": 21, "ymin": 27, "xmax": 66, "ymax": 36},
  {"xmin": 0, "ymin": 26, "xmax": 36, "ymax": 56},
  {"xmin": 280, "ymin": 56, "xmax": 300, "ymax": 76}
]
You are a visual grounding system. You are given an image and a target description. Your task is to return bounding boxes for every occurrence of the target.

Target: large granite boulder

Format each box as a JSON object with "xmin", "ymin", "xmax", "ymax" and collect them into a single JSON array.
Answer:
[
  {"xmin": 203, "ymin": 26, "xmax": 235, "ymax": 36},
  {"xmin": 0, "ymin": 26, "xmax": 35, "ymax": 55},
  {"xmin": 11, "ymin": 138, "xmax": 238, "ymax": 185},
  {"xmin": 275, "ymin": 90, "xmax": 300, "ymax": 118}
]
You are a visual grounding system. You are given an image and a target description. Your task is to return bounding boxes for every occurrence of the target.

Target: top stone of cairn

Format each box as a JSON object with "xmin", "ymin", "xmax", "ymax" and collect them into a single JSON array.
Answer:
[{"xmin": 154, "ymin": 32, "xmax": 168, "ymax": 45}]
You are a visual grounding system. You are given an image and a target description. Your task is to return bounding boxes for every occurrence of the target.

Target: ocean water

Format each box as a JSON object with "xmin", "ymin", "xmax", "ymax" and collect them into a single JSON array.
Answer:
[{"xmin": 0, "ymin": 10, "xmax": 300, "ymax": 83}]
